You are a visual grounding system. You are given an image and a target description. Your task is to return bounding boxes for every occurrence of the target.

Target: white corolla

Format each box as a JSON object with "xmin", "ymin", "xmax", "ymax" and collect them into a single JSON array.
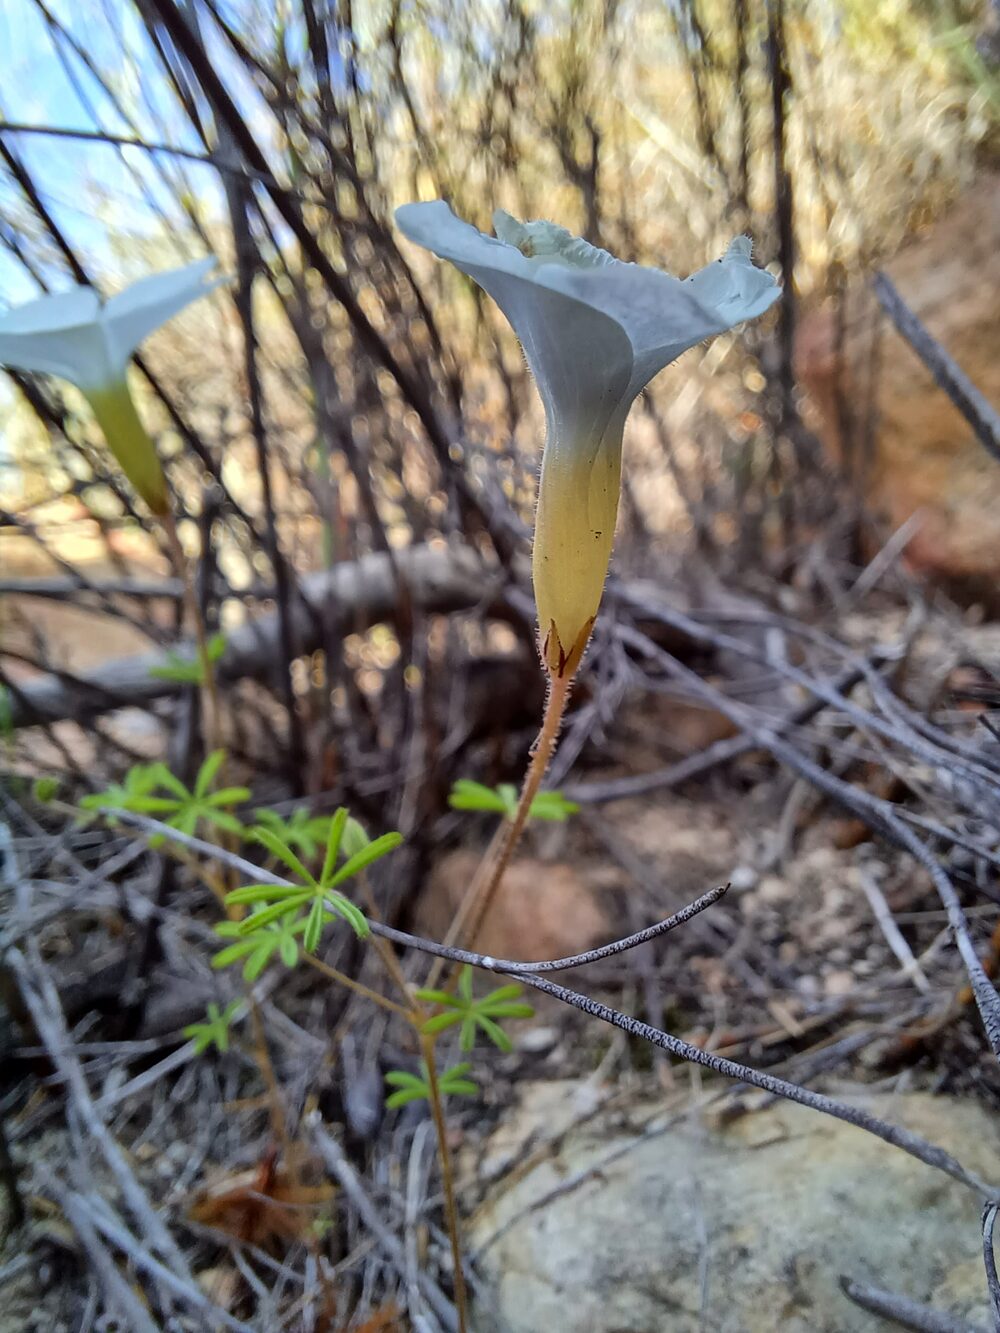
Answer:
[
  {"xmin": 0, "ymin": 258, "xmax": 222, "ymax": 515},
  {"xmin": 396, "ymin": 202, "xmax": 780, "ymax": 676}
]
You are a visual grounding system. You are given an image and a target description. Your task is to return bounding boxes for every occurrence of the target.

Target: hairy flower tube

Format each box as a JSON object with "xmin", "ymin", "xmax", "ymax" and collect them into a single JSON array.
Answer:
[
  {"xmin": 396, "ymin": 202, "xmax": 780, "ymax": 676},
  {"xmin": 0, "ymin": 258, "xmax": 222, "ymax": 515}
]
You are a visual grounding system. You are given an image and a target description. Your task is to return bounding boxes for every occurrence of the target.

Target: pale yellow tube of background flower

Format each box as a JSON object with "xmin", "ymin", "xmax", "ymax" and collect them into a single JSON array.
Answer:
[
  {"xmin": 396, "ymin": 202, "xmax": 781, "ymax": 676},
  {"xmin": 0, "ymin": 258, "xmax": 223, "ymax": 516}
]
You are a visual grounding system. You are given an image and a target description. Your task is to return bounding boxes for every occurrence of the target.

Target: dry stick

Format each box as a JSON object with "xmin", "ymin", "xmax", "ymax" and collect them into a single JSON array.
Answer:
[
  {"xmin": 984, "ymin": 1203, "xmax": 1000, "ymax": 1331},
  {"xmin": 872, "ymin": 271, "xmax": 1000, "ymax": 466},
  {"xmin": 46, "ymin": 1179, "xmax": 161, "ymax": 1333},
  {"xmin": 421, "ymin": 1034, "xmax": 469, "ymax": 1333},
  {"xmin": 60, "ymin": 1182, "xmax": 256, "ymax": 1333},
  {"xmin": 460, "ymin": 670, "xmax": 572, "ymax": 955},
  {"xmin": 6, "ymin": 945, "xmax": 193, "ymax": 1277},
  {"xmin": 304, "ymin": 953, "xmax": 411, "ymax": 1018},
  {"xmin": 145, "ymin": 0, "xmax": 508, "ymax": 560},
  {"xmin": 374, "ymin": 883, "xmax": 731, "ymax": 974},
  {"xmin": 106, "ymin": 811, "xmax": 996, "ymax": 1202},
  {"xmin": 621, "ymin": 630, "xmax": 1000, "ymax": 1060},
  {"xmin": 311, "ymin": 1128, "xmax": 458, "ymax": 1332},
  {"xmin": 567, "ymin": 657, "xmax": 876, "ymax": 805},
  {"xmin": 840, "ymin": 1276, "xmax": 988, "ymax": 1333},
  {"xmin": 513, "ymin": 971, "xmax": 995, "ymax": 1199}
]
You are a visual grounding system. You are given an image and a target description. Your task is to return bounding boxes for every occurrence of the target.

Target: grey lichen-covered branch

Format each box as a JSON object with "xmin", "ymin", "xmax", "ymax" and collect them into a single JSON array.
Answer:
[{"xmin": 4, "ymin": 544, "xmax": 497, "ymax": 728}]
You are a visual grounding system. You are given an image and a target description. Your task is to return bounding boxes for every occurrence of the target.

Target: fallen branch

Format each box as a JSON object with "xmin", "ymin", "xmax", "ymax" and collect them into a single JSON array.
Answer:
[{"xmin": 5, "ymin": 543, "xmax": 497, "ymax": 728}]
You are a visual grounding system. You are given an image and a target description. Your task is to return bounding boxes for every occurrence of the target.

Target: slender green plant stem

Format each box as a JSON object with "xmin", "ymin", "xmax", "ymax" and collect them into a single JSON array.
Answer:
[
  {"xmin": 461, "ymin": 669, "xmax": 572, "ymax": 954},
  {"xmin": 420, "ymin": 1034, "xmax": 469, "ymax": 1333}
]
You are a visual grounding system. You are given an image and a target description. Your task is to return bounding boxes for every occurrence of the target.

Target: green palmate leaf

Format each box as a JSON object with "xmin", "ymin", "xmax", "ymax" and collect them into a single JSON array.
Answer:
[
  {"xmin": 211, "ymin": 916, "xmax": 308, "ymax": 979},
  {"xmin": 324, "ymin": 892, "xmax": 370, "ymax": 939},
  {"xmin": 438, "ymin": 1062, "xmax": 478, "ymax": 1096},
  {"xmin": 32, "ymin": 776, "xmax": 61, "ymax": 803},
  {"xmin": 448, "ymin": 779, "xmax": 509, "ymax": 814},
  {"xmin": 202, "ymin": 808, "xmax": 245, "ymax": 836},
  {"xmin": 303, "ymin": 898, "xmax": 326, "ymax": 953},
  {"xmin": 448, "ymin": 778, "xmax": 579, "ymax": 823},
  {"xmin": 184, "ymin": 999, "xmax": 241, "ymax": 1055},
  {"xmin": 384, "ymin": 1071, "xmax": 426, "ymax": 1090},
  {"xmin": 244, "ymin": 943, "xmax": 275, "ymax": 982},
  {"xmin": 326, "ymin": 832, "xmax": 403, "ymax": 889},
  {"xmin": 418, "ymin": 966, "xmax": 533, "ymax": 1051},
  {"xmin": 420, "ymin": 1010, "xmax": 462, "ymax": 1036},
  {"xmin": 468, "ymin": 1014, "xmax": 510, "ymax": 1052},
  {"xmin": 251, "ymin": 826, "xmax": 316, "ymax": 884},
  {"xmin": 224, "ymin": 883, "xmax": 304, "ymax": 905},
  {"xmin": 384, "ymin": 1060, "xmax": 479, "ymax": 1109},
  {"xmin": 413, "ymin": 987, "xmax": 460, "ymax": 1009},
  {"xmin": 121, "ymin": 795, "xmax": 182, "ymax": 814},
  {"xmin": 148, "ymin": 654, "xmax": 203, "ymax": 683},
  {"xmin": 144, "ymin": 763, "xmax": 189, "ymax": 798},
  {"xmin": 320, "ymin": 807, "xmax": 349, "ymax": 886},
  {"xmin": 206, "ymin": 786, "xmax": 251, "ymax": 807},
  {"xmin": 251, "ymin": 807, "xmax": 331, "ymax": 860},
  {"xmin": 148, "ymin": 633, "xmax": 227, "ymax": 684},
  {"xmin": 217, "ymin": 802, "xmax": 394, "ymax": 963},
  {"xmin": 528, "ymin": 791, "xmax": 581, "ymax": 821},
  {"xmin": 341, "ymin": 816, "xmax": 370, "ymax": 859},
  {"xmin": 234, "ymin": 897, "xmax": 309, "ymax": 934}
]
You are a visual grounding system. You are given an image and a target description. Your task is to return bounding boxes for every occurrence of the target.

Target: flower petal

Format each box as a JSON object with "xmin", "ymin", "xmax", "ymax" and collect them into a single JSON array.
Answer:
[
  {"xmin": 103, "ymin": 257, "xmax": 223, "ymax": 371},
  {"xmin": 621, "ymin": 236, "xmax": 781, "ymax": 397},
  {"xmin": 396, "ymin": 202, "xmax": 633, "ymax": 441},
  {"xmin": 684, "ymin": 236, "xmax": 781, "ymax": 324},
  {"xmin": 0, "ymin": 286, "xmax": 110, "ymax": 385}
]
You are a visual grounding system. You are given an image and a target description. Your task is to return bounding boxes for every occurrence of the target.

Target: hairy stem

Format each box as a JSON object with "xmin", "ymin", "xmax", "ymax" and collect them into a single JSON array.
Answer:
[
  {"xmin": 420, "ymin": 1034, "xmax": 468, "ymax": 1333},
  {"xmin": 461, "ymin": 669, "xmax": 572, "ymax": 953}
]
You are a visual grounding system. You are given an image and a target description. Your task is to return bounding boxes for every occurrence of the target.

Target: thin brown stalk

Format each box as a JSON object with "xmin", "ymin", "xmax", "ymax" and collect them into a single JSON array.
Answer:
[
  {"xmin": 304, "ymin": 953, "xmax": 412, "ymax": 1018},
  {"xmin": 161, "ymin": 507, "xmax": 221, "ymax": 751},
  {"xmin": 461, "ymin": 669, "xmax": 572, "ymax": 954},
  {"xmin": 420, "ymin": 1034, "xmax": 468, "ymax": 1333}
]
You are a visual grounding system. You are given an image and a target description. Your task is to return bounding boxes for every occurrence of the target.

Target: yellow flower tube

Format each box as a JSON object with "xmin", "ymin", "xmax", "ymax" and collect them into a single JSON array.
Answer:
[
  {"xmin": 533, "ymin": 412, "xmax": 625, "ymax": 676},
  {"xmin": 86, "ymin": 378, "xmax": 170, "ymax": 516}
]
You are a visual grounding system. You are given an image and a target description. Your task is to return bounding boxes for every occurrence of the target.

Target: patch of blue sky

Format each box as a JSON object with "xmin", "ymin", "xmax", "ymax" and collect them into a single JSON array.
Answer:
[{"xmin": 0, "ymin": 0, "xmax": 284, "ymax": 309}]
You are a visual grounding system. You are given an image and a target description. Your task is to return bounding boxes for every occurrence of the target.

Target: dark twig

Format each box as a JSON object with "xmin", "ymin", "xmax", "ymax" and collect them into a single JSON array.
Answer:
[{"xmin": 873, "ymin": 272, "xmax": 1000, "ymax": 466}]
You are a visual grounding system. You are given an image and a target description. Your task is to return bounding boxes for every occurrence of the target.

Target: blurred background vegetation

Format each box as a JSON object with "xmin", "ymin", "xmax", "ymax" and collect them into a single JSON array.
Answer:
[{"xmin": 2, "ymin": 0, "xmax": 998, "ymax": 806}]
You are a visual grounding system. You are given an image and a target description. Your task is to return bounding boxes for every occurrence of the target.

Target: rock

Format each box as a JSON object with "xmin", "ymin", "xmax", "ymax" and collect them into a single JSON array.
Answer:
[
  {"xmin": 417, "ymin": 851, "xmax": 612, "ymax": 962},
  {"xmin": 469, "ymin": 1086, "xmax": 998, "ymax": 1332},
  {"xmin": 796, "ymin": 175, "xmax": 1000, "ymax": 600}
]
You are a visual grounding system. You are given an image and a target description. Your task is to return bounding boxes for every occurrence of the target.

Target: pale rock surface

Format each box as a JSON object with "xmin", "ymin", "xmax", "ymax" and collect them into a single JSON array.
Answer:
[{"xmin": 469, "ymin": 1085, "xmax": 998, "ymax": 1332}]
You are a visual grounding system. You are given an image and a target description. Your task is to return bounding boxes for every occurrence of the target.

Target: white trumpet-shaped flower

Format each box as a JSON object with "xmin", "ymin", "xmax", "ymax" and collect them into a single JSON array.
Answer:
[
  {"xmin": 0, "ymin": 258, "xmax": 223, "ymax": 515},
  {"xmin": 396, "ymin": 201, "xmax": 780, "ymax": 676}
]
